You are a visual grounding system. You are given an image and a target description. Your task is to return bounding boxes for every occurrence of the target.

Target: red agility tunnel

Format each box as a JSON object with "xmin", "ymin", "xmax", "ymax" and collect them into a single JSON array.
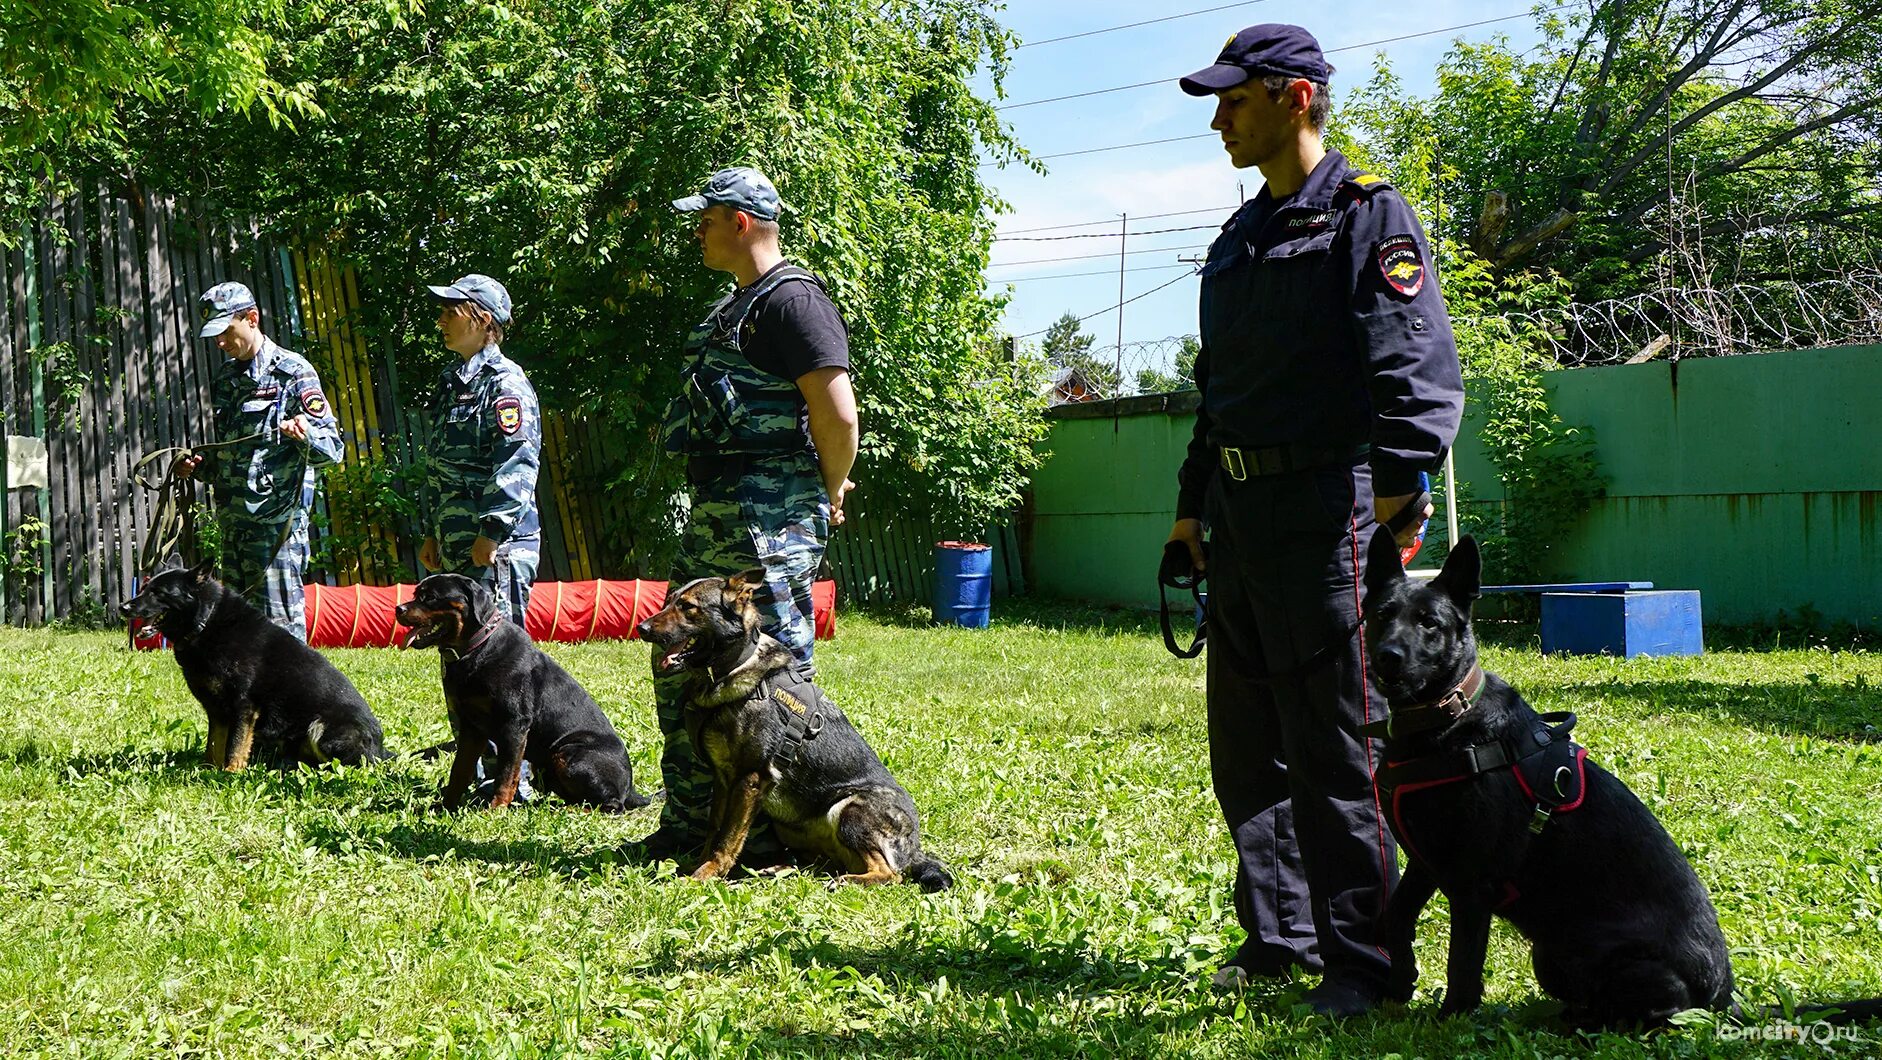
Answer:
[
  {"xmin": 130, "ymin": 579, "xmax": 837, "ymax": 651},
  {"xmin": 301, "ymin": 579, "xmax": 836, "ymax": 649}
]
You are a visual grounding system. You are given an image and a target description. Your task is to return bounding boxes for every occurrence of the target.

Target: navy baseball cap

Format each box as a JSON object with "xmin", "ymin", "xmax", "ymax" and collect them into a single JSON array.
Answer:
[
  {"xmin": 672, "ymin": 167, "xmax": 783, "ymax": 222},
  {"xmin": 427, "ymin": 273, "xmax": 513, "ymax": 325},
  {"xmin": 1180, "ymin": 24, "xmax": 1334, "ymax": 96},
  {"xmin": 199, "ymin": 281, "xmax": 258, "ymax": 338}
]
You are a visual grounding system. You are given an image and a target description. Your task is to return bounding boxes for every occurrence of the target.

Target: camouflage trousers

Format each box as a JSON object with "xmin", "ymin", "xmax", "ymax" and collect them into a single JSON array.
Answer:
[
  {"xmin": 656, "ymin": 452, "xmax": 828, "ymax": 850},
  {"xmin": 220, "ymin": 508, "xmax": 310, "ymax": 642},
  {"xmin": 439, "ymin": 531, "xmax": 541, "ymax": 624}
]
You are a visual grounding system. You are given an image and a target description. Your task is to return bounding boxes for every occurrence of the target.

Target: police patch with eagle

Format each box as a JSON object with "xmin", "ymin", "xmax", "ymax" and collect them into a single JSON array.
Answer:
[{"xmin": 1378, "ymin": 234, "xmax": 1425, "ymax": 297}]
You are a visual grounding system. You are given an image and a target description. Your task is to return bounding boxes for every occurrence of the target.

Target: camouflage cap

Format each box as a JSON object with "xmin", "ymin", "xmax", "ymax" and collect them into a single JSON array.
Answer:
[
  {"xmin": 199, "ymin": 281, "xmax": 259, "ymax": 338},
  {"xmin": 427, "ymin": 273, "xmax": 513, "ymax": 325},
  {"xmin": 671, "ymin": 167, "xmax": 783, "ymax": 222}
]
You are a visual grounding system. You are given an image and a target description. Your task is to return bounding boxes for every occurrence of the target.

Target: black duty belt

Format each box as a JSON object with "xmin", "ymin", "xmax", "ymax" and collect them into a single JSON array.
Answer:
[{"xmin": 1218, "ymin": 441, "xmax": 1370, "ymax": 481}]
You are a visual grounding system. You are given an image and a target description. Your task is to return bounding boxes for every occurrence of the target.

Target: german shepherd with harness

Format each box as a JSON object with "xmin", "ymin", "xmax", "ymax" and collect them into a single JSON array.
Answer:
[
  {"xmin": 396, "ymin": 573, "xmax": 649, "ymax": 813},
  {"xmin": 1364, "ymin": 533, "xmax": 1882, "ymax": 1029},
  {"xmin": 637, "ymin": 571, "xmax": 952, "ymax": 890},
  {"xmin": 119, "ymin": 562, "xmax": 388, "ymax": 770}
]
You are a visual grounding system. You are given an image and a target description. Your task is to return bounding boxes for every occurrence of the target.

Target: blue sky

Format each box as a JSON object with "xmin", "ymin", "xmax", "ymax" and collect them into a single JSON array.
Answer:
[{"xmin": 979, "ymin": 1, "xmax": 1547, "ymax": 347}]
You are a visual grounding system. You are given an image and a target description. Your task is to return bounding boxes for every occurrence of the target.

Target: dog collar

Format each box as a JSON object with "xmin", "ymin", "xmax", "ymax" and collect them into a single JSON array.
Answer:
[
  {"xmin": 442, "ymin": 612, "xmax": 506, "ymax": 662},
  {"xmin": 1363, "ymin": 664, "xmax": 1486, "ymax": 740}
]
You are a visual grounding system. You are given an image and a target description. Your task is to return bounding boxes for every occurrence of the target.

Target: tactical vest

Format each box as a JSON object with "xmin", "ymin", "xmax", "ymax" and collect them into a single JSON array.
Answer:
[{"xmin": 661, "ymin": 265, "xmax": 822, "ymax": 457}]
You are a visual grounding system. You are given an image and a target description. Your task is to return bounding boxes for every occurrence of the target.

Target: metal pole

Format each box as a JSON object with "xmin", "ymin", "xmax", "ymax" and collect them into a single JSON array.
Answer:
[
  {"xmin": 23, "ymin": 224, "xmax": 51, "ymax": 618},
  {"xmin": 1108, "ymin": 213, "xmax": 1129, "ymax": 432},
  {"xmin": 1444, "ymin": 447, "xmax": 1460, "ymax": 552}
]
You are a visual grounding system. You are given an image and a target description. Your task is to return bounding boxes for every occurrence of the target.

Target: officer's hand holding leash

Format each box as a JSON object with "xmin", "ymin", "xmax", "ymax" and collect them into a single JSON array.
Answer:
[
  {"xmin": 1376, "ymin": 471, "xmax": 1434, "ymax": 565},
  {"xmin": 280, "ymin": 414, "xmax": 311, "ymax": 443},
  {"xmin": 1158, "ymin": 529, "xmax": 1208, "ymax": 659},
  {"xmin": 420, "ymin": 537, "xmax": 443, "ymax": 572},
  {"xmin": 1167, "ymin": 517, "xmax": 1206, "ymax": 573},
  {"xmin": 471, "ymin": 535, "xmax": 500, "ymax": 567}
]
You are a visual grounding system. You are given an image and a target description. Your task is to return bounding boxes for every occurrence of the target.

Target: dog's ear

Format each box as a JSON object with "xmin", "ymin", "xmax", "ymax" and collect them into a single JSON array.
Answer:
[
  {"xmin": 725, "ymin": 568, "xmax": 767, "ymax": 599},
  {"xmin": 463, "ymin": 576, "xmax": 499, "ymax": 627},
  {"xmin": 1432, "ymin": 534, "xmax": 1482, "ymax": 607},
  {"xmin": 189, "ymin": 558, "xmax": 216, "ymax": 583},
  {"xmin": 1364, "ymin": 525, "xmax": 1405, "ymax": 602}
]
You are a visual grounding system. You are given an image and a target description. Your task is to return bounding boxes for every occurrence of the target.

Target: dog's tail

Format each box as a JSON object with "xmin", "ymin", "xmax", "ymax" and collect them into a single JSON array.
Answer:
[
  {"xmin": 612, "ymin": 787, "xmax": 661, "ymax": 812},
  {"xmin": 1763, "ymin": 997, "xmax": 1882, "ymax": 1024},
  {"xmin": 906, "ymin": 853, "xmax": 954, "ymax": 892}
]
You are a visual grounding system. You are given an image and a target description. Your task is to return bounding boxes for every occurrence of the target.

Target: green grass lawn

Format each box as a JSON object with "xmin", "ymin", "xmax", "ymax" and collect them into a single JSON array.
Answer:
[{"xmin": 1, "ymin": 602, "xmax": 1878, "ymax": 1058}]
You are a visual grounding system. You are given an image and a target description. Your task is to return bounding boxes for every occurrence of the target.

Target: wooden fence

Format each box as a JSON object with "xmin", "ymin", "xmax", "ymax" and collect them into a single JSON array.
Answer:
[
  {"xmin": 0, "ymin": 185, "xmax": 962, "ymax": 623},
  {"xmin": 0, "ymin": 187, "xmax": 649, "ymax": 623}
]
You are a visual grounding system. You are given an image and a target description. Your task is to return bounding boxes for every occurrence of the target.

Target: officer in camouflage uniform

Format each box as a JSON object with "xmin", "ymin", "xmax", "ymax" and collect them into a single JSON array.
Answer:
[
  {"xmin": 420, "ymin": 274, "xmax": 542, "ymax": 622},
  {"xmin": 641, "ymin": 167, "xmax": 860, "ymax": 861},
  {"xmin": 181, "ymin": 281, "xmax": 344, "ymax": 641}
]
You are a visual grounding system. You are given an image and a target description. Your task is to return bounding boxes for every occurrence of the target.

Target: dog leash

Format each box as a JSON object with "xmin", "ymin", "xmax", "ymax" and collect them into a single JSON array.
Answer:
[
  {"xmin": 131, "ymin": 431, "xmax": 274, "ymax": 577},
  {"xmin": 1158, "ymin": 539, "xmax": 1207, "ymax": 659}
]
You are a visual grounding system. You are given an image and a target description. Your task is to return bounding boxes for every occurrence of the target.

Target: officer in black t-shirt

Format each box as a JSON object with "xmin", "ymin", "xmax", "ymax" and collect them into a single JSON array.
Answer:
[{"xmin": 641, "ymin": 166, "xmax": 860, "ymax": 864}]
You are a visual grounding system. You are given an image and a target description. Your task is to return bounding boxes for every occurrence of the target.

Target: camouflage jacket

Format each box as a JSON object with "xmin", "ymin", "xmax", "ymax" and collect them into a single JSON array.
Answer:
[
  {"xmin": 424, "ymin": 344, "xmax": 541, "ymax": 544},
  {"xmin": 208, "ymin": 337, "xmax": 344, "ymax": 524}
]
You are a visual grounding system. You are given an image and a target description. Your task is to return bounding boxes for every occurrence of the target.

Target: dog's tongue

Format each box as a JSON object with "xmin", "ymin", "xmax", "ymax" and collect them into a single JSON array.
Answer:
[{"xmin": 402, "ymin": 627, "xmax": 422, "ymax": 649}]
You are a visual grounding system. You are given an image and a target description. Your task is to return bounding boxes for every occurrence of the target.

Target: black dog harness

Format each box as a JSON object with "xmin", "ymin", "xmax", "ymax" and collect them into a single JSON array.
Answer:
[
  {"xmin": 1369, "ymin": 669, "xmax": 1590, "ymax": 907},
  {"xmin": 756, "ymin": 665, "xmax": 831, "ymax": 769}
]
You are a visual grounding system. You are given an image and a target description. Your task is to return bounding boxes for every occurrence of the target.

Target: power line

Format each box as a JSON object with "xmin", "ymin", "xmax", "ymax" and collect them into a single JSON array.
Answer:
[
  {"xmin": 990, "ymin": 241, "xmax": 1213, "ymax": 269},
  {"xmin": 997, "ymin": 6, "xmax": 1570, "ymax": 112},
  {"xmin": 1023, "ymin": 267, "xmax": 1196, "ymax": 338},
  {"xmin": 996, "ymin": 205, "xmax": 1237, "ymax": 237},
  {"xmin": 993, "ymin": 221, "xmax": 1222, "ymax": 243},
  {"xmin": 1028, "ymin": 133, "xmax": 1217, "ymax": 161},
  {"xmin": 992, "ymin": 263, "xmax": 1200, "ymax": 284},
  {"xmin": 1016, "ymin": 1, "xmax": 1271, "ymax": 50}
]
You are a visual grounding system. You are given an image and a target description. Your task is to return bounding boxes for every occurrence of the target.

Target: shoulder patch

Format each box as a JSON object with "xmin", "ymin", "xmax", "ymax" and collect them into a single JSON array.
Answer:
[
  {"xmin": 1377, "ymin": 234, "xmax": 1426, "ymax": 297},
  {"xmin": 302, "ymin": 390, "xmax": 330, "ymax": 418},
  {"xmin": 1341, "ymin": 172, "xmax": 1394, "ymax": 198},
  {"xmin": 493, "ymin": 395, "xmax": 523, "ymax": 435}
]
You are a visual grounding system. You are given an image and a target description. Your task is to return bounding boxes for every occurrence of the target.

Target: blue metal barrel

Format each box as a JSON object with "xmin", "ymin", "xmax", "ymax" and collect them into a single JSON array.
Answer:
[{"xmin": 932, "ymin": 541, "xmax": 992, "ymax": 628}]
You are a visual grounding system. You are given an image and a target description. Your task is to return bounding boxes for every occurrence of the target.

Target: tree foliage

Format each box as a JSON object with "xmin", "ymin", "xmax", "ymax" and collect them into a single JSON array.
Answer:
[
  {"xmin": 101, "ymin": 0, "xmax": 1039, "ymax": 557},
  {"xmin": 1346, "ymin": 0, "xmax": 1882, "ymax": 295},
  {"xmin": 0, "ymin": 0, "xmax": 318, "ymax": 228}
]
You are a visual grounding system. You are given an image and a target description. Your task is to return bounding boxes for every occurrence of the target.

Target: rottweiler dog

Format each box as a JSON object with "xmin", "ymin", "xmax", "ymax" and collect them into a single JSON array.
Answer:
[
  {"xmin": 120, "ymin": 562, "xmax": 388, "ymax": 770},
  {"xmin": 637, "ymin": 571, "xmax": 952, "ymax": 890},
  {"xmin": 396, "ymin": 573, "xmax": 648, "ymax": 813},
  {"xmin": 1364, "ymin": 533, "xmax": 1882, "ymax": 1028}
]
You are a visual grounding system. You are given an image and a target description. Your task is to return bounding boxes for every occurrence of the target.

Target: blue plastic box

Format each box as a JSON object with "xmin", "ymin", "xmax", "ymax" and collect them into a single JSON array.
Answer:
[{"xmin": 1540, "ymin": 590, "xmax": 1704, "ymax": 658}]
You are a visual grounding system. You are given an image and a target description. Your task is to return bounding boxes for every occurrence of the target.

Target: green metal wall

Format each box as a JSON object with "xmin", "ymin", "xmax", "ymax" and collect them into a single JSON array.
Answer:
[{"xmin": 1028, "ymin": 344, "xmax": 1882, "ymax": 625}]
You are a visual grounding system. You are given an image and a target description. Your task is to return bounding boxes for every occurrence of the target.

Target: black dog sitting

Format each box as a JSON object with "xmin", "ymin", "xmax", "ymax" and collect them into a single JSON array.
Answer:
[
  {"xmin": 120, "ymin": 562, "xmax": 388, "ymax": 770},
  {"xmin": 1364, "ymin": 533, "xmax": 1882, "ymax": 1028},
  {"xmin": 637, "ymin": 571, "xmax": 952, "ymax": 890},
  {"xmin": 395, "ymin": 573, "xmax": 649, "ymax": 813}
]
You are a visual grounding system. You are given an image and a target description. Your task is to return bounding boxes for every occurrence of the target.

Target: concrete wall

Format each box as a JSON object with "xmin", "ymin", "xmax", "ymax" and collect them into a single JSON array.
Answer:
[{"xmin": 1027, "ymin": 345, "xmax": 1882, "ymax": 625}]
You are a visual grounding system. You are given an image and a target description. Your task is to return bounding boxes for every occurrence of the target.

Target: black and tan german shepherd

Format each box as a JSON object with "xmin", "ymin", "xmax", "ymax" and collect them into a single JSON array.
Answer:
[
  {"xmin": 1364, "ymin": 533, "xmax": 1882, "ymax": 1029},
  {"xmin": 395, "ymin": 573, "xmax": 648, "ymax": 813},
  {"xmin": 120, "ymin": 562, "xmax": 388, "ymax": 770},
  {"xmin": 637, "ymin": 571, "xmax": 952, "ymax": 890}
]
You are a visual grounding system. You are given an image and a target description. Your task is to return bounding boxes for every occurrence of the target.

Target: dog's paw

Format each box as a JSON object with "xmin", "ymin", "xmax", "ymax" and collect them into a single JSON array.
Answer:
[
  {"xmin": 690, "ymin": 860, "xmax": 729, "ymax": 882},
  {"xmin": 1437, "ymin": 992, "xmax": 1482, "ymax": 1019}
]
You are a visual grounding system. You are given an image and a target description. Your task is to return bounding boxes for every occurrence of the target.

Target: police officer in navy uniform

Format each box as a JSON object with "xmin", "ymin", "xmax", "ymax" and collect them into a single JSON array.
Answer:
[{"xmin": 1169, "ymin": 25, "xmax": 1464, "ymax": 1016}]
